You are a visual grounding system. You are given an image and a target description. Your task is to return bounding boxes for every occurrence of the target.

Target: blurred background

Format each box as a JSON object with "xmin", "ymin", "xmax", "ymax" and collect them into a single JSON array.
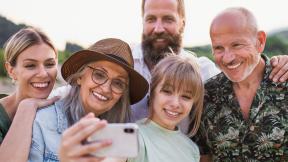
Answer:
[{"xmin": 1, "ymin": 0, "xmax": 288, "ymax": 93}]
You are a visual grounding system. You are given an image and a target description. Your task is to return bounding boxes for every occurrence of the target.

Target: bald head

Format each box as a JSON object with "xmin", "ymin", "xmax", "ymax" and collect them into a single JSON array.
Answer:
[{"xmin": 210, "ymin": 7, "xmax": 258, "ymax": 36}]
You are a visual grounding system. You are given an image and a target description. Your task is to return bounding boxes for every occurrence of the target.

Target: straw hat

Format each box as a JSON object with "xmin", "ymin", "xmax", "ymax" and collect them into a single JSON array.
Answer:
[{"xmin": 61, "ymin": 38, "xmax": 149, "ymax": 104}]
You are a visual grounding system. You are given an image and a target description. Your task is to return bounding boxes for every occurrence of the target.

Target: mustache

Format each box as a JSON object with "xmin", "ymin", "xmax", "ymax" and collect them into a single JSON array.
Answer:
[{"xmin": 142, "ymin": 33, "xmax": 175, "ymax": 45}]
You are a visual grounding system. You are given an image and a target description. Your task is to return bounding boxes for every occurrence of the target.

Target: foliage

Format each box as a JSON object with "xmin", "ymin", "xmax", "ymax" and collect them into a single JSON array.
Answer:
[
  {"xmin": 58, "ymin": 50, "xmax": 72, "ymax": 64},
  {"xmin": 185, "ymin": 45, "xmax": 214, "ymax": 61},
  {"xmin": 0, "ymin": 49, "xmax": 7, "ymax": 77},
  {"xmin": 65, "ymin": 42, "xmax": 83, "ymax": 53}
]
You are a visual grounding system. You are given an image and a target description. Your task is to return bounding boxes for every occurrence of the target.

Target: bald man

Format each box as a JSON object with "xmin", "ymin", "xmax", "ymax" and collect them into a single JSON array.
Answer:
[{"xmin": 193, "ymin": 7, "xmax": 288, "ymax": 162}]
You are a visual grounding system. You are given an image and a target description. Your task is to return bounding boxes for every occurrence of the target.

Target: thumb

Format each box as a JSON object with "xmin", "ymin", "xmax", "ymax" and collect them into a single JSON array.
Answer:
[{"xmin": 83, "ymin": 112, "xmax": 96, "ymax": 119}]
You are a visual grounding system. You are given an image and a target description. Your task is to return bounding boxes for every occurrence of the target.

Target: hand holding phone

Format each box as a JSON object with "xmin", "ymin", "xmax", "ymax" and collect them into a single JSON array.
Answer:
[{"xmin": 86, "ymin": 123, "xmax": 139, "ymax": 158}]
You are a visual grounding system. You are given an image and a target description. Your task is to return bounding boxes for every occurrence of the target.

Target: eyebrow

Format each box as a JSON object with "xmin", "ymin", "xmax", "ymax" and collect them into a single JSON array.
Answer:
[
  {"xmin": 92, "ymin": 66, "xmax": 128, "ymax": 80},
  {"xmin": 23, "ymin": 58, "xmax": 56, "ymax": 62}
]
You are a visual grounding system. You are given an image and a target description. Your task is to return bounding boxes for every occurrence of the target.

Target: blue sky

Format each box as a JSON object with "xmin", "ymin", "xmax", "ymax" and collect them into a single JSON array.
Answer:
[{"xmin": 0, "ymin": 0, "xmax": 288, "ymax": 50}]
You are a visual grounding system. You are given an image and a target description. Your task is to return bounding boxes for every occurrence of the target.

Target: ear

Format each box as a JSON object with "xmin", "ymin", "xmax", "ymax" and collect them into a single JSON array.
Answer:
[
  {"xmin": 256, "ymin": 31, "xmax": 266, "ymax": 53},
  {"xmin": 5, "ymin": 62, "xmax": 17, "ymax": 81},
  {"xmin": 182, "ymin": 18, "xmax": 186, "ymax": 28},
  {"xmin": 179, "ymin": 18, "xmax": 185, "ymax": 33},
  {"xmin": 76, "ymin": 77, "xmax": 81, "ymax": 85}
]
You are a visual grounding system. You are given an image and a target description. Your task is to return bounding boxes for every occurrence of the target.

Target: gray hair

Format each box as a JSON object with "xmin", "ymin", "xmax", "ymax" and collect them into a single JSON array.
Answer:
[{"xmin": 62, "ymin": 63, "xmax": 132, "ymax": 126}]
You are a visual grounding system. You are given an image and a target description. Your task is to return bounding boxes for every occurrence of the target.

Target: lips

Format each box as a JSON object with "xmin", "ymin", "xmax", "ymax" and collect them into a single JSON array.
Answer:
[
  {"xmin": 31, "ymin": 82, "xmax": 49, "ymax": 88},
  {"xmin": 226, "ymin": 62, "xmax": 242, "ymax": 69},
  {"xmin": 92, "ymin": 91, "xmax": 109, "ymax": 101},
  {"xmin": 164, "ymin": 108, "xmax": 181, "ymax": 118}
]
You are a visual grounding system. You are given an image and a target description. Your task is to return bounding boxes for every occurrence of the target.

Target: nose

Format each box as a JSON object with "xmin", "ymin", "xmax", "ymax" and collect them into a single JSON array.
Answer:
[
  {"xmin": 169, "ymin": 95, "xmax": 181, "ymax": 109},
  {"xmin": 222, "ymin": 49, "xmax": 236, "ymax": 64},
  {"xmin": 153, "ymin": 20, "xmax": 165, "ymax": 34},
  {"xmin": 36, "ymin": 65, "xmax": 49, "ymax": 78},
  {"xmin": 100, "ymin": 79, "xmax": 112, "ymax": 93}
]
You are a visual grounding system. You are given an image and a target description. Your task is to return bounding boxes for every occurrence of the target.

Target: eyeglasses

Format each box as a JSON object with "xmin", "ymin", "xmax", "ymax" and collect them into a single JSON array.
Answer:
[{"xmin": 86, "ymin": 66, "xmax": 128, "ymax": 94}]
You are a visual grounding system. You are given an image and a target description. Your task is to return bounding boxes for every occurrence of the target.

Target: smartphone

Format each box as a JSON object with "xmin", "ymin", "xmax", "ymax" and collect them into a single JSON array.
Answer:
[{"xmin": 86, "ymin": 123, "xmax": 139, "ymax": 158}]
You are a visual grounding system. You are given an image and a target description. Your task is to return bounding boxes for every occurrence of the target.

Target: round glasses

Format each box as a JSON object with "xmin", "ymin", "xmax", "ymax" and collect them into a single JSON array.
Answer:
[{"xmin": 86, "ymin": 66, "xmax": 128, "ymax": 94}]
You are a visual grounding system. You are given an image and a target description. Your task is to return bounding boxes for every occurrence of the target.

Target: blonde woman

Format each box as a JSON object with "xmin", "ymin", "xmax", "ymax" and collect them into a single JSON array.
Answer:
[{"xmin": 0, "ymin": 27, "xmax": 59, "ymax": 161}]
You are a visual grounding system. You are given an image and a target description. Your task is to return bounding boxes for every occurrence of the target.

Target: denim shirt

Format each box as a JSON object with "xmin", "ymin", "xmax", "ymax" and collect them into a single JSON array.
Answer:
[{"xmin": 28, "ymin": 100, "xmax": 68, "ymax": 162}]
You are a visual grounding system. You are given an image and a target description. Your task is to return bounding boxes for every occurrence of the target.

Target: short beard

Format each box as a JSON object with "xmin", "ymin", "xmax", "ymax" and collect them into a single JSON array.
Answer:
[{"xmin": 141, "ymin": 32, "xmax": 182, "ymax": 67}]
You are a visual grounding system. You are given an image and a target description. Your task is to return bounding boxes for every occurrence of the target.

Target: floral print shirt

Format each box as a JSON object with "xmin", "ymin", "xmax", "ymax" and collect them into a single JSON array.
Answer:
[{"xmin": 193, "ymin": 55, "xmax": 288, "ymax": 162}]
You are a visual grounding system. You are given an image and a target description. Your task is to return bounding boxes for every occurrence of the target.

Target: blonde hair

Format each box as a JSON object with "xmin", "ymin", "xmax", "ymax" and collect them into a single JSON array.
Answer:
[
  {"xmin": 148, "ymin": 55, "xmax": 204, "ymax": 136},
  {"xmin": 4, "ymin": 27, "xmax": 57, "ymax": 66},
  {"xmin": 63, "ymin": 63, "xmax": 131, "ymax": 126},
  {"xmin": 141, "ymin": 0, "xmax": 186, "ymax": 20}
]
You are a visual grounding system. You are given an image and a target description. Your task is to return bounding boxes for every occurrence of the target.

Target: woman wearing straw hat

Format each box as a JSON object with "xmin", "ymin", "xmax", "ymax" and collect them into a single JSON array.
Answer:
[{"xmin": 28, "ymin": 38, "xmax": 149, "ymax": 162}]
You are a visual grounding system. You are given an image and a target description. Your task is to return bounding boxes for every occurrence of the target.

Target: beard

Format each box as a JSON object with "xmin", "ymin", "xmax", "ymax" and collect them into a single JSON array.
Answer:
[{"xmin": 141, "ymin": 32, "xmax": 182, "ymax": 66}]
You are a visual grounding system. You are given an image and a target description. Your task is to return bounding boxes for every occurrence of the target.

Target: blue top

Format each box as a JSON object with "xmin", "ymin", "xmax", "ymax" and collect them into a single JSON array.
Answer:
[{"xmin": 28, "ymin": 100, "xmax": 68, "ymax": 162}]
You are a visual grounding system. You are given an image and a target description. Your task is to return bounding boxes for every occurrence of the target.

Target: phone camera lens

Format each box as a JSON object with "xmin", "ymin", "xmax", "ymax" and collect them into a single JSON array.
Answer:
[{"xmin": 124, "ymin": 128, "xmax": 134, "ymax": 133}]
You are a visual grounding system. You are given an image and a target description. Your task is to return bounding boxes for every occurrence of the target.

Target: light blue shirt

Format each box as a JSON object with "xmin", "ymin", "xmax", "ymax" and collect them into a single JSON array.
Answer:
[
  {"xmin": 28, "ymin": 100, "xmax": 68, "ymax": 162},
  {"xmin": 128, "ymin": 119, "xmax": 200, "ymax": 162}
]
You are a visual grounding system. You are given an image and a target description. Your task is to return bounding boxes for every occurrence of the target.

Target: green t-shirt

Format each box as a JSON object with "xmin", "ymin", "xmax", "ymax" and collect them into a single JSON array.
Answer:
[
  {"xmin": 0, "ymin": 95, "xmax": 12, "ymax": 144},
  {"xmin": 128, "ymin": 119, "xmax": 200, "ymax": 162}
]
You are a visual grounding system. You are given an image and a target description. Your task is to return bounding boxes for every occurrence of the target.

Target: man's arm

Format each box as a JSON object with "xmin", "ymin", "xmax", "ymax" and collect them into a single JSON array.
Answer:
[
  {"xmin": 200, "ymin": 155, "xmax": 213, "ymax": 162},
  {"xmin": 270, "ymin": 55, "xmax": 288, "ymax": 82}
]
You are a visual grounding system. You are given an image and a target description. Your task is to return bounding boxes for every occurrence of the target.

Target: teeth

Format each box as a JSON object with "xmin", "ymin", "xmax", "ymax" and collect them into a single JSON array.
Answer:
[
  {"xmin": 32, "ymin": 82, "xmax": 49, "ymax": 88},
  {"xmin": 164, "ymin": 109, "xmax": 180, "ymax": 117},
  {"xmin": 155, "ymin": 38, "xmax": 165, "ymax": 42},
  {"xmin": 227, "ymin": 62, "xmax": 241, "ymax": 69},
  {"xmin": 92, "ymin": 91, "xmax": 108, "ymax": 101}
]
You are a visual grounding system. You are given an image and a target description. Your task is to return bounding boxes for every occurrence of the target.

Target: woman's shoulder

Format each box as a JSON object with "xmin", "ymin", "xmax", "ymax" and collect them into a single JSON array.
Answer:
[{"xmin": 34, "ymin": 100, "xmax": 65, "ymax": 124}]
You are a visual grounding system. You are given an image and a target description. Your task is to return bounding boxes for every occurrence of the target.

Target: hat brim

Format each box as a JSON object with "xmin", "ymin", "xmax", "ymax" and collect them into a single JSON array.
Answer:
[{"xmin": 61, "ymin": 50, "xmax": 149, "ymax": 104}]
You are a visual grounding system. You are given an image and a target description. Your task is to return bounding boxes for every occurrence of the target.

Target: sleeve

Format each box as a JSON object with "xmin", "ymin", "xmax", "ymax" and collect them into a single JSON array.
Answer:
[
  {"xmin": 48, "ymin": 85, "xmax": 71, "ymax": 99},
  {"xmin": 28, "ymin": 120, "xmax": 45, "ymax": 162},
  {"xmin": 197, "ymin": 56, "xmax": 221, "ymax": 82}
]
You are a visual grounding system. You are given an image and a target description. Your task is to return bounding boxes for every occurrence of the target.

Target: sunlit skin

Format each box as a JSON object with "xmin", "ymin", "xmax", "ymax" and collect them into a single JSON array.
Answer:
[
  {"xmin": 77, "ymin": 60, "xmax": 128, "ymax": 116},
  {"xmin": 150, "ymin": 80, "xmax": 194, "ymax": 130},
  {"xmin": 143, "ymin": 0, "xmax": 184, "ymax": 49},
  {"xmin": 210, "ymin": 12, "xmax": 266, "ymax": 83},
  {"xmin": 8, "ymin": 43, "xmax": 58, "ymax": 99}
]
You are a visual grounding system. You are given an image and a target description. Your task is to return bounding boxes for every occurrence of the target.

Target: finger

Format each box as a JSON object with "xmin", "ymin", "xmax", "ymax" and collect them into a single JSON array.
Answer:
[
  {"xmin": 62, "ymin": 113, "xmax": 96, "ymax": 137},
  {"xmin": 279, "ymin": 63, "xmax": 288, "ymax": 82},
  {"xmin": 74, "ymin": 156, "xmax": 105, "ymax": 162},
  {"xmin": 270, "ymin": 57, "xmax": 288, "ymax": 82},
  {"xmin": 270, "ymin": 56, "xmax": 279, "ymax": 67},
  {"xmin": 269, "ymin": 57, "xmax": 286, "ymax": 81},
  {"xmin": 37, "ymin": 96, "xmax": 60, "ymax": 108},
  {"xmin": 68, "ymin": 120, "xmax": 107, "ymax": 146},
  {"xmin": 62, "ymin": 119, "xmax": 107, "ymax": 147},
  {"xmin": 68, "ymin": 139, "xmax": 112, "ymax": 157}
]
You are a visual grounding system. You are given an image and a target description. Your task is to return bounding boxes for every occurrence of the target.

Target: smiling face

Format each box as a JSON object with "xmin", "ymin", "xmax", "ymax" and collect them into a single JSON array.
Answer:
[
  {"xmin": 210, "ymin": 9, "xmax": 266, "ymax": 83},
  {"xmin": 150, "ymin": 80, "xmax": 194, "ymax": 130},
  {"xmin": 7, "ymin": 43, "xmax": 57, "ymax": 99},
  {"xmin": 142, "ymin": 0, "xmax": 185, "ymax": 65},
  {"xmin": 77, "ymin": 60, "xmax": 129, "ymax": 116}
]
